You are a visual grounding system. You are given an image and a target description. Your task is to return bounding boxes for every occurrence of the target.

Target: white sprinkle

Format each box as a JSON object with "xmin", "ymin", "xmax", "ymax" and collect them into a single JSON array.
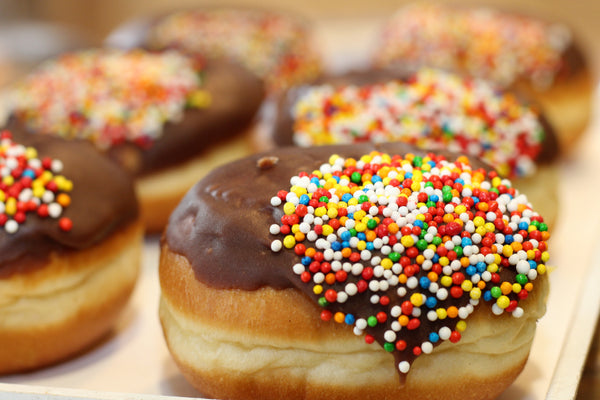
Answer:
[
  {"xmin": 269, "ymin": 224, "xmax": 280, "ymax": 235},
  {"xmin": 5, "ymin": 220, "xmax": 18, "ymax": 234},
  {"xmin": 292, "ymin": 263, "xmax": 304, "ymax": 275}
]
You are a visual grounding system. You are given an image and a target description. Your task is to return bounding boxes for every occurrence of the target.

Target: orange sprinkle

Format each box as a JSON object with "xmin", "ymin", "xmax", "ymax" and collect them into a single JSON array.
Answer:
[
  {"xmin": 325, "ymin": 273, "xmax": 336, "ymax": 285},
  {"xmin": 447, "ymin": 306, "xmax": 458, "ymax": 318},
  {"xmin": 398, "ymin": 315, "xmax": 409, "ymax": 326},
  {"xmin": 56, "ymin": 193, "xmax": 71, "ymax": 207}
]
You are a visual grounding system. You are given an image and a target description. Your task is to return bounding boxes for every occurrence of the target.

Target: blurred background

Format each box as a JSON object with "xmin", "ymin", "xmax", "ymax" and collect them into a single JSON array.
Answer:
[
  {"xmin": 1, "ymin": 0, "xmax": 599, "ymax": 399},
  {"xmin": 1, "ymin": 0, "xmax": 599, "ymax": 86}
]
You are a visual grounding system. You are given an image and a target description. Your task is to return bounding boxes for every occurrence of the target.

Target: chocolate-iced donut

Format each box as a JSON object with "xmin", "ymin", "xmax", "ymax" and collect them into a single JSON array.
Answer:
[
  {"xmin": 4, "ymin": 48, "xmax": 264, "ymax": 232},
  {"xmin": 372, "ymin": 3, "xmax": 593, "ymax": 151},
  {"xmin": 106, "ymin": 7, "xmax": 322, "ymax": 94},
  {"xmin": 0, "ymin": 128, "xmax": 142, "ymax": 374},
  {"xmin": 160, "ymin": 143, "xmax": 550, "ymax": 400},
  {"xmin": 259, "ymin": 68, "xmax": 560, "ymax": 225}
]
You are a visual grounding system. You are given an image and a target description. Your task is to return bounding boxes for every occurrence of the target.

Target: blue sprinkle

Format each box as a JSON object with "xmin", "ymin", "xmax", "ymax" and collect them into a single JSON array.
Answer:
[
  {"xmin": 340, "ymin": 231, "xmax": 351, "ymax": 241},
  {"xmin": 483, "ymin": 291, "xmax": 493, "ymax": 302},
  {"xmin": 419, "ymin": 277, "xmax": 431, "ymax": 289},
  {"xmin": 465, "ymin": 266, "xmax": 476, "ymax": 276},
  {"xmin": 476, "ymin": 262, "xmax": 487, "ymax": 273},
  {"xmin": 345, "ymin": 314, "xmax": 355, "ymax": 325},
  {"xmin": 342, "ymin": 241, "xmax": 350, "ymax": 249},
  {"xmin": 299, "ymin": 194, "xmax": 310, "ymax": 205},
  {"xmin": 301, "ymin": 256, "xmax": 312, "ymax": 266},
  {"xmin": 455, "ymin": 178, "xmax": 465, "ymax": 185},
  {"xmin": 342, "ymin": 193, "xmax": 353, "ymax": 203},
  {"xmin": 429, "ymin": 194, "xmax": 439, "ymax": 202},
  {"xmin": 425, "ymin": 297, "xmax": 437, "ymax": 309},
  {"xmin": 331, "ymin": 242, "xmax": 343, "ymax": 251},
  {"xmin": 429, "ymin": 332, "xmax": 440, "ymax": 343},
  {"xmin": 528, "ymin": 260, "xmax": 537, "ymax": 269},
  {"xmin": 310, "ymin": 177, "xmax": 320, "ymax": 185},
  {"xmin": 22, "ymin": 169, "xmax": 36, "ymax": 179},
  {"xmin": 461, "ymin": 237, "xmax": 472, "ymax": 247},
  {"xmin": 432, "ymin": 254, "xmax": 440, "ymax": 263},
  {"xmin": 428, "ymin": 160, "xmax": 436, "ymax": 168},
  {"xmin": 347, "ymin": 213, "xmax": 354, "ymax": 219},
  {"xmin": 372, "ymin": 175, "xmax": 382, "ymax": 183},
  {"xmin": 505, "ymin": 235, "xmax": 514, "ymax": 244},
  {"xmin": 366, "ymin": 242, "xmax": 374, "ymax": 251},
  {"xmin": 518, "ymin": 222, "xmax": 529, "ymax": 231},
  {"xmin": 405, "ymin": 172, "xmax": 413, "ymax": 179},
  {"xmin": 414, "ymin": 220, "xmax": 424, "ymax": 228},
  {"xmin": 472, "ymin": 197, "xmax": 480, "ymax": 204},
  {"xmin": 357, "ymin": 232, "xmax": 366, "ymax": 241}
]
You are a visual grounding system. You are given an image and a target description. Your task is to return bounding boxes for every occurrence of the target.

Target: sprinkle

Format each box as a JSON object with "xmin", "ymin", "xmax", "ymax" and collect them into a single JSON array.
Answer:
[
  {"xmin": 291, "ymin": 69, "xmax": 545, "ymax": 178},
  {"xmin": 149, "ymin": 9, "xmax": 321, "ymax": 92},
  {"xmin": 8, "ymin": 49, "xmax": 206, "ymax": 151},
  {"xmin": 374, "ymin": 3, "xmax": 572, "ymax": 89},
  {"xmin": 270, "ymin": 151, "xmax": 549, "ymax": 375},
  {"xmin": 0, "ymin": 130, "xmax": 74, "ymax": 234}
]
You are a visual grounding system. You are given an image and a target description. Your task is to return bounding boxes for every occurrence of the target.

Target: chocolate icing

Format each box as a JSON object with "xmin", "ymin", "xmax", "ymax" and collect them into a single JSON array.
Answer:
[
  {"xmin": 166, "ymin": 142, "xmax": 492, "ymax": 289},
  {"xmin": 165, "ymin": 143, "xmax": 496, "ymax": 379},
  {"xmin": 0, "ymin": 128, "xmax": 138, "ymax": 276},
  {"xmin": 267, "ymin": 68, "xmax": 560, "ymax": 165},
  {"xmin": 8, "ymin": 58, "xmax": 264, "ymax": 177}
]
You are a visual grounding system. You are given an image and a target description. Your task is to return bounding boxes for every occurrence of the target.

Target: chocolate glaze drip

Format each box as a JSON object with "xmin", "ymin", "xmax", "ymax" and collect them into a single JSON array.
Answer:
[
  {"xmin": 0, "ymin": 128, "xmax": 138, "ymax": 277},
  {"xmin": 165, "ymin": 143, "xmax": 497, "ymax": 378},
  {"xmin": 8, "ymin": 58, "xmax": 264, "ymax": 178},
  {"xmin": 267, "ymin": 68, "xmax": 560, "ymax": 164}
]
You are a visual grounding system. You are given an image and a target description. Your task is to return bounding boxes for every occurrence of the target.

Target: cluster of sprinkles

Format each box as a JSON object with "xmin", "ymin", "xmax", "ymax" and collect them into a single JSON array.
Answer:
[
  {"xmin": 292, "ymin": 68, "xmax": 545, "ymax": 178},
  {"xmin": 149, "ymin": 9, "xmax": 321, "ymax": 92},
  {"xmin": 8, "ymin": 49, "xmax": 209, "ymax": 150},
  {"xmin": 0, "ymin": 131, "xmax": 73, "ymax": 234},
  {"xmin": 269, "ymin": 151, "xmax": 549, "ymax": 377},
  {"xmin": 374, "ymin": 3, "xmax": 572, "ymax": 89}
]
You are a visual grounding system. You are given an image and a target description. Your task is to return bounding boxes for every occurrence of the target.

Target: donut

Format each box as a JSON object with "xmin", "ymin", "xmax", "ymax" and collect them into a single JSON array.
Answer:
[
  {"xmin": 372, "ymin": 3, "xmax": 593, "ymax": 151},
  {"xmin": 259, "ymin": 68, "xmax": 560, "ymax": 226},
  {"xmin": 3, "ymin": 48, "xmax": 264, "ymax": 232},
  {"xmin": 0, "ymin": 128, "xmax": 142, "ymax": 374},
  {"xmin": 105, "ymin": 7, "xmax": 322, "ymax": 94},
  {"xmin": 160, "ymin": 143, "xmax": 550, "ymax": 400}
]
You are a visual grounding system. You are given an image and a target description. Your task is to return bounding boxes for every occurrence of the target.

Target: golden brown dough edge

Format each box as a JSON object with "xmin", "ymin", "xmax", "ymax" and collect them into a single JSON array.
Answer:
[
  {"xmin": 0, "ymin": 219, "xmax": 144, "ymax": 375},
  {"xmin": 159, "ymin": 242, "xmax": 549, "ymax": 400},
  {"xmin": 137, "ymin": 131, "xmax": 255, "ymax": 233}
]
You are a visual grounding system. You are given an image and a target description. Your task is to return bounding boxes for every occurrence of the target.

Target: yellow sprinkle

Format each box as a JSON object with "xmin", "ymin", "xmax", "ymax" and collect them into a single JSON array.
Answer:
[
  {"xmin": 470, "ymin": 287, "xmax": 481, "ymax": 300},
  {"xmin": 410, "ymin": 293, "xmax": 424, "ymax": 307},
  {"xmin": 400, "ymin": 235, "xmax": 414, "ymax": 248},
  {"xmin": 436, "ymin": 308, "xmax": 447, "ymax": 319},
  {"xmin": 496, "ymin": 296, "xmax": 510, "ymax": 309},
  {"xmin": 473, "ymin": 216, "xmax": 485, "ymax": 227},
  {"xmin": 5, "ymin": 197, "xmax": 17, "ymax": 215},
  {"xmin": 537, "ymin": 264, "xmax": 547, "ymax": 275},
  {"xmin": 456, "ymin": 320, "xmax": 467, "ymax": 332},
  {"xmin": 283, "ymin": 235, "xmax": 296, "ymax": 249},
  {"xmin": 314, "ymin": 207, "xmax": 327, "ymax": 217},
  {"xmin": 381, "ymin": 258, "xmax": 393, "ymax": 270},
  {"xmin": 283, "ymin": 202, "xmax": 296, "ymax": 215},
  {"xmin": 440, "ymin": 276, "xmax": 452, "ymax": 287},
  {"xmin": 487, "ymin": 263, "xmax": 499, "ymax": 273},
  {"xmin": 313, "ymin": 285, "xmax": 323, "ymax": 295},
  {"xmin": 461, "ymin": 280, "xmax": 473, "ymax": 292}
]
